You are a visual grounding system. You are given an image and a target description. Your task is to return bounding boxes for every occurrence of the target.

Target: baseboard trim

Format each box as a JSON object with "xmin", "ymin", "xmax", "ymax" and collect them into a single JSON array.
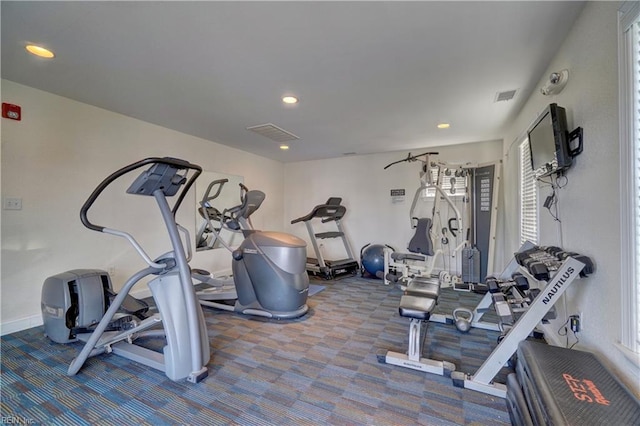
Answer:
[
  {"xmin": 539, "ymin": 323, "xmax": 563, "ymax": 347},
  {"xmin": 1, "ymin": 314, "xmax": 43, "ymax": 336},
  {"xmin": 0, "ymin": 287, "xmax": 155, "ymax": 336},
  {"xmin": 0, "ymin": 272, "xmax": 230, "ymax": 336}
]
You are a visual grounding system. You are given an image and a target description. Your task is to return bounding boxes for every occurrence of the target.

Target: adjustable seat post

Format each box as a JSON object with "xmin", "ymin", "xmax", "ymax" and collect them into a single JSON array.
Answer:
[
  {"xmin": 408, "ymin": 318, "xmax": 429, "ymax": 362},
  {"xmin": 383, "ymin": 293, "xmax": 455, "ymax": 376}
]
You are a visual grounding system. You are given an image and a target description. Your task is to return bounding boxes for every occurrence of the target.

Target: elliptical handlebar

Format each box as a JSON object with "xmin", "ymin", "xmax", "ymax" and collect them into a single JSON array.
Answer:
[
  {"xmin": 201, "ymin": 178, "xmax": 229, "ymax": 207},
  {"xmin": 199, "ymin": 180, "xmax": 266, "ymax": 253},
  {"xmin": 222, "ymin": 184, "xmax": 265, "ymax": 229},
  {"xmin": 80, "ymin": 157, "xmax": 202, "ymax": 233}
]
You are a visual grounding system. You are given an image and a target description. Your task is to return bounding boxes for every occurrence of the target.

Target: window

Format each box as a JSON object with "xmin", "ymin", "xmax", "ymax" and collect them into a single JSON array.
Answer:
[
  {"xmin": 423, "ymin": 167, "xmax": 468, "ymax": 198},
  {"xmin": 619, "ymin": 1, "xmax": 640, "ymax": 354},
  {"xmin": 520, "ymin": 139, "xmax": 538, "ymax": 245}
]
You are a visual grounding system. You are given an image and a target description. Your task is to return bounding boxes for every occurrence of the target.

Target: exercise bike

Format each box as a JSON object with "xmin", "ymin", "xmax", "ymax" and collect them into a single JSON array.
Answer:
[
  {"xmin": 41, "ymin": 157, "xmax": 209, "ymax": 383},
  {"xmin": 195, "ymin": 179, "xmax": 310, "ymax": 319}
]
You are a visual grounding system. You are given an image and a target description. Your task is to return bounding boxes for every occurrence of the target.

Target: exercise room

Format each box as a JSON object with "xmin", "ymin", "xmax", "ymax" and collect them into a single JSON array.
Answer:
[{"xmin": 1, "ymin": 2, "xmax": 639, "ymax": 425}]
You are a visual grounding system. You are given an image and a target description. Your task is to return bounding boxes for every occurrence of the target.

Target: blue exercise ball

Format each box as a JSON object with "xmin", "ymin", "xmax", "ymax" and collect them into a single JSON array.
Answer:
[{"xmin": 361, "ymin": 244, "xmax": 387, "ymax": 278}]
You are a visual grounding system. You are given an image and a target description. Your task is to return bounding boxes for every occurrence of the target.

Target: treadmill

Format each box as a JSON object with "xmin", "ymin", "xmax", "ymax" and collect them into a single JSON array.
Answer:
[{"xmin": 291, "ymin": 197, "xmax": 360, "ymax": 279}]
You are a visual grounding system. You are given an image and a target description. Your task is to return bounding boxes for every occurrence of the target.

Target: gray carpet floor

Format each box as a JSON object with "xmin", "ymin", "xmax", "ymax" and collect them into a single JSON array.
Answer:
[{"xmin": 1, "ymin": 275, "xmax": 511, "ymax": 425}]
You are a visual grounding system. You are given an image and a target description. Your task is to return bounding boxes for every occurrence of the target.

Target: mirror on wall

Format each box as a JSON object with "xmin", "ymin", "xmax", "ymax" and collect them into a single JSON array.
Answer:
[{"xmin": 195, "ymin": 171, "xmax": 244, "ymax": 251}]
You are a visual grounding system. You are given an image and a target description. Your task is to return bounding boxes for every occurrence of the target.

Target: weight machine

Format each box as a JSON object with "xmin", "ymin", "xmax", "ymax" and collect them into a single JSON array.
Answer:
[{"xmin": 382, "ymin": 152, "xmax": 500, "ymax": 290}]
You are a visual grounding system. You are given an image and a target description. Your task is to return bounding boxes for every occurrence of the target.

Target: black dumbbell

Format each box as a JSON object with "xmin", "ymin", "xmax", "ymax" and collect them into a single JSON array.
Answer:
[
  {"xmin": 545, "ymin": 246, "xmax": 563, "ymax": 256},
  {"xmin": 528, "ymin": 262, "xmax": 549, "ymax": 281},
  {"xmin": 511, "ymin": 273, "xmax": 529, "ymax": 291},
  {"xmin": 572, "ymin": 255, "xmax": 595, "ymax": 276},
  {"xmin": 486, "ymin": 276, "xmax": 500, "ymax": 293}
]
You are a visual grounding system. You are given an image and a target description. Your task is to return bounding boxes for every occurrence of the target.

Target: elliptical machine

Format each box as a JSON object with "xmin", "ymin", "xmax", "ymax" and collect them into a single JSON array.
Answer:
[
  {"xmin": 41, "ymin": 157, "xmax": 209, "ymax": 383},
  {"xmin": 196, "ymin": 179, "xmax": 309, "ymax": 319}
]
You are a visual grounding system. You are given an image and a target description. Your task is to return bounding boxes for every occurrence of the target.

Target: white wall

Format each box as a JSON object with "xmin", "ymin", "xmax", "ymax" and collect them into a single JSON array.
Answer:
[
  {"xmin": 1, "ymin": 80, "xmax": 284, "ymax": 333},
  {"xmin": 283, "ymin": 140, "xmax": 503, "ymax": 275},
  {"xmin": 501, "ymin": 1, "xmax": 639, "ymax": 393}
]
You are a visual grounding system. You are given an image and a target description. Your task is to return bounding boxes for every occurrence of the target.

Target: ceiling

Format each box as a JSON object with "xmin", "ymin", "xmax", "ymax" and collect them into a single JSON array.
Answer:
[{"xmin": 1, "ymin": 1, "xmax": 585, "ymax": 163}]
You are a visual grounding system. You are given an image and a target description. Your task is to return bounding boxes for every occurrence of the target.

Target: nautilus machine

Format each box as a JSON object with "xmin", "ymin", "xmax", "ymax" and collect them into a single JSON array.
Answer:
[{"xmin": 381, "ymin": 151, "xmax": 501, "ymax": 291}]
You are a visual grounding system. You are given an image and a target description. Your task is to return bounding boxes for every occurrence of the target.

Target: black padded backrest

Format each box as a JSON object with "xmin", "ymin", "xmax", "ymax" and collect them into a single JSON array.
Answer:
[{"xmin": 408, "ymin": 218, "xmax": 434, "ymax": 256}]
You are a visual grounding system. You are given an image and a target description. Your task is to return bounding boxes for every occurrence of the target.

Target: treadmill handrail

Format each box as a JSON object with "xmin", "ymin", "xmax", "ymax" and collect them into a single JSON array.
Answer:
[{"xmin": 291, "ymin": 199, "xmax": 346, "ymax": 224}]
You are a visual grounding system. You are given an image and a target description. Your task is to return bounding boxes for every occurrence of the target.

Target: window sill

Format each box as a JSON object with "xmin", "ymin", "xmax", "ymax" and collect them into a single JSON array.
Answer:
[{"xmin": 615, "ymin": 341, "xmax": 640, "ymax": 369}]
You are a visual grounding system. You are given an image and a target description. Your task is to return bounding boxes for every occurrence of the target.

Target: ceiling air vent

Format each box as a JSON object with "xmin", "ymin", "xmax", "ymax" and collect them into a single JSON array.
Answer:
[
  {"xmin": 494, "ymin": 89, "xmax": 518, "ymax": 102},
  {"xmin": 246, "ymin": 123, "xmax": 299, "ymax": 142}
]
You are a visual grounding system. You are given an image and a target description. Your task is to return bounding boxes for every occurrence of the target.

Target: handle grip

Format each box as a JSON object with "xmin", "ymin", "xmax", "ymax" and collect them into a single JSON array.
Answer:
[{"xmin": 80, "ymin": 157, "xmax": 201, "ymax": 232}]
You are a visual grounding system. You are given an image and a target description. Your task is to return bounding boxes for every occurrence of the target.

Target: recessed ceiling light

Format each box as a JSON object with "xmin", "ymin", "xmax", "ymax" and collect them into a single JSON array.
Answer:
[
  {"xmin": 437, "ymin": 123, "xmax": 450, "ymax": 129},
  {"xmin": 280, "ymin": 144, "xmax": 290, "ymax": 150},
  {"xmin": 282, "ymin": 96, "xmax": 298, "ymax": 104},
  {"xmin": 26, "ymin": 44, "xmax": 55, "ymax": 58}
]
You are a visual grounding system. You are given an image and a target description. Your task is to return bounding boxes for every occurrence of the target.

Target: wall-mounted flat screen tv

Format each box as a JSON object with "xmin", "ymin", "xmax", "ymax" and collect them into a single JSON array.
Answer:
[{"xmin": 527, "ymin": 103, "xmax": 573, "ymax": 178}]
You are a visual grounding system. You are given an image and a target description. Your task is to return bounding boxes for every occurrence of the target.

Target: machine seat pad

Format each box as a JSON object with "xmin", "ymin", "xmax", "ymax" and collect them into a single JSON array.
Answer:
[
  {"xmin": 391, "ymin": 252, "xmax": 427, "ymax": 262},
  {"xmin": 405, "ymin": 281, "xmax": 440, "ymax": 299},
  {"xmin": 315, "ymin": 231, "xmax": 344, "ymax": 239},
  {"xmin": 398, "ymin": 295, "xmax": 436, "ymax": 320}
]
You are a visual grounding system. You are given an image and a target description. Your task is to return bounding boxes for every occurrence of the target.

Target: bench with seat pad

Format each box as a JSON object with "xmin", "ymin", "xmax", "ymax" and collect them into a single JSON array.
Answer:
[{"xmin": 382, "ymin": 277, "xmax": 455, "ymax": 376}]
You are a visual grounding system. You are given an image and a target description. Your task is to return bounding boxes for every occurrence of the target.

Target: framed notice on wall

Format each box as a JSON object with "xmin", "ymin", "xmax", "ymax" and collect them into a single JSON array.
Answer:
[{"xmin": 390, "ymin": 189, "xmax": 405, "ymax": 204}]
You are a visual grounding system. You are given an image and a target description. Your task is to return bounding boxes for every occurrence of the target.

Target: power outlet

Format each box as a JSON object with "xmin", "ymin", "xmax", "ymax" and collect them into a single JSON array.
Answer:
[
  {"xmin": 570, "ymin": 313, "xmax": 582, "ymax": 333},
  {"xmin": 579, "ymin": 311, "xmax": 584, "ymax": 329},
  {"xmin": 3, "ymin": 197, "xmax": 22, "ymax": 210}
]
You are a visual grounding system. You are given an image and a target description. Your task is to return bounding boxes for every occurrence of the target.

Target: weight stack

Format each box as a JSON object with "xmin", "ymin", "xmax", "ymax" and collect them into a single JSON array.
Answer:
[{"xmin": 462, "ymin": 247, "xmax": 481, "ymax": 283}]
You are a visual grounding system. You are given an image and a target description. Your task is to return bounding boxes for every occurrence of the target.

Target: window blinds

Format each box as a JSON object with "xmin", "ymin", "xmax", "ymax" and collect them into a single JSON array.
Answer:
[
  {"xmin": 620, "ymin": 1, "xmax": 640, "ymax": 353},
  {"xmin": 424, "ymin": 167, "xmax": 468, "ymax": 197},
  {"xmin": 520, "ymin": 140, "xmax": 538, "ymax": 245},
  {"xmin": 632, "ymin": 19, "xmax": 640, "ymax": 347}
]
